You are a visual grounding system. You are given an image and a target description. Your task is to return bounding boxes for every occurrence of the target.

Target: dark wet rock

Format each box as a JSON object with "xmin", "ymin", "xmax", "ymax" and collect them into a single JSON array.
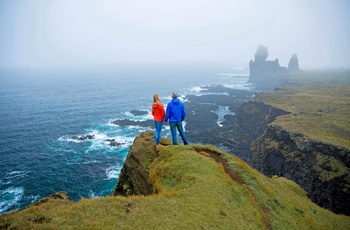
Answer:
[
  {"xmin": 184, "ymin": 86, "xmax": 254, "ymax": 145},
  {"xmin": 130, "ymin": 110, "xmax": 148, "ymax": 116},
  {"xmin": 106, "ymin": 139, "xmax": 124, "ymax": 147},
  {"xmin": 112, "ymin": 131, "xmax": 158, "ymax": 196},
  {"xmin": 21, "ymin": 191, "xmax": 70, "ymax": 210},
  {"xmin": 71, "ymin": 135, "xmax": 95, "ymax": 141},
  {"xmin": 86, "ymin": 135, "xmax": 95, "ymax": 140},
  {"xmin": 251, "ymin": 125, "xmax": 350, "ymax": 215},
  {"xmin": 112, "ymin": 119, "xmax": 154, "ymax": 128}
]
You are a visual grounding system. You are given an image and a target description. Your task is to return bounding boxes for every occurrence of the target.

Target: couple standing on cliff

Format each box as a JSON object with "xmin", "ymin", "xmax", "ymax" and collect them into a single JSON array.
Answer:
[{"xmin": 152, "ymin": 92, "xmax": 188, "ymax": 146}]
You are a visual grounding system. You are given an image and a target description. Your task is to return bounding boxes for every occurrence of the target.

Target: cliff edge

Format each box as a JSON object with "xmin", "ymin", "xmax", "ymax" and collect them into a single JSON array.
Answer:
[
  {"xmin": 2, "ymin": 131, "xmax": 349, "ymax": 229},
  {"xmin": 227, "ymin": 71, "xmax": 350, "ymax": 215}
]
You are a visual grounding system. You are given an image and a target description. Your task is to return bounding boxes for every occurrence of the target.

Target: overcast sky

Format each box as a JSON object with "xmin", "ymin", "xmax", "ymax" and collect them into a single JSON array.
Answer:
[{"xmin": 0, "ymin": 0, "xmax": 349, "ymax": 69}]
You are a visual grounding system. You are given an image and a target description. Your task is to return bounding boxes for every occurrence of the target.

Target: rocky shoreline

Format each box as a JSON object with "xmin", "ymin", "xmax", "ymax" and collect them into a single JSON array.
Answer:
[{"xmin": 110, "ymin": 80, "xmax": 349, "ymax": 215}]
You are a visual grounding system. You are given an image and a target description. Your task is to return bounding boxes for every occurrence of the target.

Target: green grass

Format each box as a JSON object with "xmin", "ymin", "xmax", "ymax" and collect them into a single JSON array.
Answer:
[
  {"xmin": 254, "ymin": 70, "xmax": 350, "ymax": 149},
  {"xmin": 1, "ymin": 142, "xmax": 349, "ymax": 229}
]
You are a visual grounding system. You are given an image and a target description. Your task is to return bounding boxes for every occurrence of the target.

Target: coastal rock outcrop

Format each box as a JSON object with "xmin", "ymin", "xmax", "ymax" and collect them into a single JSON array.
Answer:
[
  {"xmin": 288, "ymin": 54, "xmax": 300, "ymax": 72},
  {"xmin": 249, "ymin": 45, "xmax": 288, "ymax": 88},
  {"xmin": 111, "ymin": 118, "xmax": 154, "ymax": 128},
  {"xmin": 112, "ymin": 131, "xmax": 171, "ymax": 196},
  {"xmin": 224, "ymin": 99, "xmax": 350, "ymax": 215},
  {"xmin": 112, "ymin": 131, "xmax": 156, "ymax": 196},
  {"xmin": 251, "ymin": 125, "xmax": 350, "ymax": 215},
  {"xmin": 71, "ymin": 135, "xmax": 95, "ymax": 141}
]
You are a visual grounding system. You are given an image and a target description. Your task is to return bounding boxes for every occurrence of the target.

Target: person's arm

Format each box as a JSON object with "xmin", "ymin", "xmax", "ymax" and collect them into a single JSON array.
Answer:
[
  {"xmin": 164, "ymin": 104, "xmax": 170, "ymax": 122},
  {"xmin": 161, "ymin": 104, "xmax": 165, "ymax": 120}
]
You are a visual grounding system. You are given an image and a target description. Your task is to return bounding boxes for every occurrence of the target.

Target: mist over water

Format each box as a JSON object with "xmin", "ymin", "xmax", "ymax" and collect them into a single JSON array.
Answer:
[{"xmin": 0, "ymin": 1, "xmax": 349, "ymax": 69}]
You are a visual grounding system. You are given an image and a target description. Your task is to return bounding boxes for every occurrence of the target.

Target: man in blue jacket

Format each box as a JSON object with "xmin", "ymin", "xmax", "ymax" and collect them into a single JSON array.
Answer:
[{"xmin": 164, "ymin": 92, "xmax": 188, "ymax": 145}]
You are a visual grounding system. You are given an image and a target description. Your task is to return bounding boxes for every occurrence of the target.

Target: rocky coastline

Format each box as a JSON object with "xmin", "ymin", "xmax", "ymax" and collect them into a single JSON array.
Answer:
[
  {"xmin": 110, "ymin": 82, "xmax": 350, "ymax": 215},
  {"xmin": 4, "ymin": 131, "xmax": 349, "ymax": 229}
]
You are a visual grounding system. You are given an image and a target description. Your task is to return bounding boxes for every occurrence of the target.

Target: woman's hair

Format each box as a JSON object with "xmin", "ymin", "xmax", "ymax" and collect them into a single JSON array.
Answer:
[{"xmin": 153, "ymin": 94, "xmax": 162, "ymax": 104}]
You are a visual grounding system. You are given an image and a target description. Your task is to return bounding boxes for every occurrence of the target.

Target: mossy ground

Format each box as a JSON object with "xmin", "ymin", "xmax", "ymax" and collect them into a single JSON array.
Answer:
[
  {"xmin": 1, "ymin": 143, "xmax": 349, "ymax": 229},
  {"xmin": 254, "ymin": 70, "xmax": 350, "ymax": 149}
]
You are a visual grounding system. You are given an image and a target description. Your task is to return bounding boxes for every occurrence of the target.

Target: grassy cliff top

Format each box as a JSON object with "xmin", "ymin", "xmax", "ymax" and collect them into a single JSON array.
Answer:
[
  {"xmin": 1, "ymin": 131, "xmax": 349, "ymax": 229},
  {"xmin": 254, "ymin": 70, "xmax": 350, "ymax": 149}
]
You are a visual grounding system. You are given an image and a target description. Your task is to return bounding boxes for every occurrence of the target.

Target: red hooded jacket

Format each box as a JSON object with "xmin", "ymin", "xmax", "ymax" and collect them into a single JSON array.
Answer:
[{"xmin": 152, "ymin": 103, "xmax": 165, "ymax": 122}]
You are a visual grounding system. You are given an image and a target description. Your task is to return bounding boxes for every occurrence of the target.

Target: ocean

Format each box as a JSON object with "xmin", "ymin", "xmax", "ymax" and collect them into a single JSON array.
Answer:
[{"xmin": 0, "ymin": 63, "xmax": 250, "ymax": 215}]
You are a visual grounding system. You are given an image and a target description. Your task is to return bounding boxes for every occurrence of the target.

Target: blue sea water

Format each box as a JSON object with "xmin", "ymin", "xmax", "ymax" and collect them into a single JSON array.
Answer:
[{"xmin": 0, "ymin": 64, "xmax": 250, "ymax": 214}]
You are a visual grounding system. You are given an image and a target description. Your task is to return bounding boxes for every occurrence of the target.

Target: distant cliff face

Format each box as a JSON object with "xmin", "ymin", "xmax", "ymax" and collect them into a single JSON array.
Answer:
[
  {"xmin": 233, "ymin": 100, "xmax": 350, "ymax": 215},
  {"xmin": 251, "ymin": 125, "xmax": 350, "ymax": 215}
]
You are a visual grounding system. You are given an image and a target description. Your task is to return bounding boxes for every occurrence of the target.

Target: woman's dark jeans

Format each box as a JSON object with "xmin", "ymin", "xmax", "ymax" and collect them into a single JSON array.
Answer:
[{"xmin": 154, "ymin": 121, "xmax": 163, "ymax": 144}]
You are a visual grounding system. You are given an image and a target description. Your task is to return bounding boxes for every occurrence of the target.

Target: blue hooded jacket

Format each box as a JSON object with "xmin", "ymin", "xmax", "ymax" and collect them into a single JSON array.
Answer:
[{"xmin": 164, "ymin": 98, "xmax": 186, "ymax": 123}]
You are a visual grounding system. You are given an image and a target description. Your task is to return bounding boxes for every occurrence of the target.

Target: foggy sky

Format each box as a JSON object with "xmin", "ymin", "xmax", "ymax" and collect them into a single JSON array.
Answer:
[{"xmin": 0, "ymin": 0, "xmax": 349, "ymax": 69}]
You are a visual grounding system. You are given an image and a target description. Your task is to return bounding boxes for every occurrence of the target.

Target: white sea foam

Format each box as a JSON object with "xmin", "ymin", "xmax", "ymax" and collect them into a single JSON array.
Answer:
[
  {"xmin": 88, "ymin": 190, "xmax": 97, "ymax": 198},
  {"xmin": 84, "ymin": 128, "xmax": 135, "ymax": 153},
  {"xmin": 0, "ymin": 187, "xmax": 24, "ymax": 214},
  {"xmin": 190, "ymin": 86, "xmax": 206, "ymax": 93},
  {"xmin": 87, "ymin": 130, "xmax": 107, "ymax": 140},
  {"xmin": 181, "ymin": 98, "xmax": 189, "ymax": 103},
  {"xmin": 163, "ymin": 95, "xmax": 172, "ymax": 101},
  {"xmin": 5, "ymin": 171, "xmax": 28, "ymax": 179},
  {"xmin": 105, "ymin": 165, "xmax": 122, "ymax": 180},
  {"xmin": 212, "ymin": 106, "xmax": 236, "ymax": 127},
  {"xmin": 2, "ymin": 171, "xmax": 28, "ymax": 185},
  {"xmin": 86, "ymin": 142, "xmax": 107, "ymax": 153},
  {"xmin": 203, "ymin": 92, "xmax": 229, "ymax": 96},
  {"xmin": 58, "ymin": 135, "xmax": 81, "ymax": 143},
  {"xmin": 122, "ymin": 110, "xmax": 153, "ymax": 121},
  {"xmin": 27, "ymin": 194, "xmax": 41, "ymax": 203},
  {"xmin": 145, "ymin": 111, "xmax": 153, "ymax": 120},
  {"xmin": 216, "ymin": 73, "xmax": 249, "ymax": 77},
  {"xmin": 223, "ymin": 82, "xmax": 253, "ymax": 91},
  {"xmin": 216, "ymin": 73, "xmax": 236, "ymax": 77},
  {"xmin": 83, "ymin": 160, "xmax": 101, "ymax": 165}
]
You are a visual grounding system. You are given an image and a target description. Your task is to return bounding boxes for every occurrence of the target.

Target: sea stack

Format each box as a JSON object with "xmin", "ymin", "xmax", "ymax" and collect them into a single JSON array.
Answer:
[
  {"xmin": 248, "ymin": 45, "xmax": 288, "ymax": 85},
  {"xmin": 288, "ymin": 54, "xmax": 300, "ymax": 72}
]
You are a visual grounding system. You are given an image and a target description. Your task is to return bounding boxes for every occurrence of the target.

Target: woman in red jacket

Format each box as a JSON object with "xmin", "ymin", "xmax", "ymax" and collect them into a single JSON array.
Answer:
[{"xmin": 152, "ymin": 94, "xmax": 165, "ymax": 145}]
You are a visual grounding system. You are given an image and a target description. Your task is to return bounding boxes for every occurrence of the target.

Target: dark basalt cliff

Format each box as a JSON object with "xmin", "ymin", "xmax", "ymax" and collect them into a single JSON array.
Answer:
[
  {"xmin": 231, "ymin": 100, "xmax": 350, "ymax": 215},
  {"xmin": 251, "ymin": 125, "xmax": 350, "ymax": 215},
  {"xmin": 112, "ymin": 132, "xmax": 172, "ymax": 196},
  {"xmin": 112, "ymin": 132, "xmax": 157, "ymax": 196}
]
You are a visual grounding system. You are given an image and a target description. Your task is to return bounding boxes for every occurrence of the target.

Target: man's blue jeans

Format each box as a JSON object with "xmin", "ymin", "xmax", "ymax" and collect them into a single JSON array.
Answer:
[
  {"xmin": 170, "ymin": 121, "xmax": 188, "ymax": 145},
  {"xmin": 154, "ymin": 121, "xmax": 163, "ymax": 144}
]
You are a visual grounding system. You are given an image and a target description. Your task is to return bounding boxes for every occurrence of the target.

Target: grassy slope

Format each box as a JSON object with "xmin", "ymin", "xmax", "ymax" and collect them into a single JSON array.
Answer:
[
  {"xmin": 1, "ymin": 144, "xmax": 349, "ymax": 229},
  {"xmin": 254, "ymin": 70, "xmax": 350, "ymax": 149}
]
